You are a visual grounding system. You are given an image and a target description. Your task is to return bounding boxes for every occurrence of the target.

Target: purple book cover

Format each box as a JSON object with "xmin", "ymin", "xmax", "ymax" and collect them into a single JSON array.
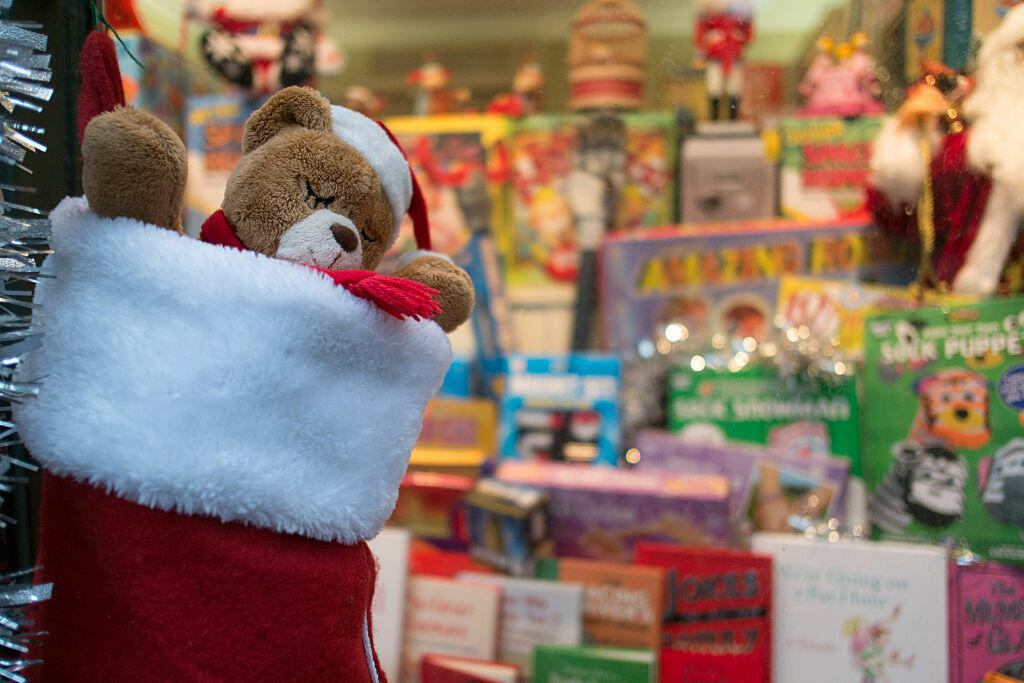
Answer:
[
  {"xmin": 949, "ymin": 561, "xmax": 1024, "ymax": 682},
  {"xmin": 495, "ymin": 460, "xmax": 731, "ymax": 563},
  {"xmin": 633, "ymin": 430, "xmax": 757, "ymax": 521},
  {"xmin": 598, "ymin": 219, "xmax": 872, "ymax": 352}
]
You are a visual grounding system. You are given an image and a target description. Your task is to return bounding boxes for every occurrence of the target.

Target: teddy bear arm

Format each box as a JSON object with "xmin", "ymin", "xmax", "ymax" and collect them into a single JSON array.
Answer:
[
  {"xmin": 81, "ymin": 107, "xmax": 187, "ymax": 233},
  {"xmin": 394, "ymin": 255, "xmax": 475, "ymax": 333}
]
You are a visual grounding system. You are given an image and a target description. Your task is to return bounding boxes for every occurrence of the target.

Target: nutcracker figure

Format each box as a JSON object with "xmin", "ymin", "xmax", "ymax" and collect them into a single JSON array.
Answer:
[{"xmin": 694, "ymin": 0, "xmax": 754, "ymax": 121}]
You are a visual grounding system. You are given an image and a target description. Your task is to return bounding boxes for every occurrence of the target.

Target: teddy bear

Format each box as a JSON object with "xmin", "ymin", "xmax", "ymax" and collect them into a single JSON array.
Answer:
[{"xmin": 19, "ymin": 86, "xmax": 472, "ymax": 681}]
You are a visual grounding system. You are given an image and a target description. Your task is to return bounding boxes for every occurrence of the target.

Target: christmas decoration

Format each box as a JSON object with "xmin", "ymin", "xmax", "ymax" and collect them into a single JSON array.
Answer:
[
  {"xmin": 0, "ymin": 4, "xmax": 53, "ymax": 682},
  {"xmin": 18, "ymin": 85, "xmax": 471, "ymax": 680},
  {"xmin": 868, "ymin": 4, "xmax": 1024, "ymax": 295},
  {"xmin": 406, "ymin": 57, "xmax": 470, "ymax": 116},
  {"xmin": 568, "ymin": 0, "xmax": 647, "ymax": 111},
  {"xmin": 487, "ymin": 54, "xmax": 545, "ymax": 117},
  {"xmin": 189, "ymin": 0, "xmax": 344, "ymax": 94},
  {"xmin": 799, "ymin": 32, "xmax": 885, "ymax": 118},
  {"xmin": 693, "ymin": 0, "xmax": 753, "ymax": 121}
]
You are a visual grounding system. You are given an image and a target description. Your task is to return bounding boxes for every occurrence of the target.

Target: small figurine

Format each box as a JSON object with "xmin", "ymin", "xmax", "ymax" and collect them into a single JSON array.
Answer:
[
  {"xmin": 189, "ymin": 0, "xmax": 344, "ymax": 94},
  {"xmin": 799, "ymin": 31, "xmax": 884, "ymax": 117},
  {"xmin": 693, "ymin": 0, "xmax": 754, "ymax": 121},
  {"xmin": 406, "ymin": 57, "xmax": 470, "ymax": 116},
  {"xmin": 341, "ymin": 85, "xmax": 385, "ymax": 118},
  {"xmin": 487, "ymin": 54, "xmax": 545, "ymax": 117}
]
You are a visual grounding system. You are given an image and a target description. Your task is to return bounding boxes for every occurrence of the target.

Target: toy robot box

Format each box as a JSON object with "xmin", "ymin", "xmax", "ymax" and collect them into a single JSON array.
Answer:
[{"xmin": 863, "ymin": 298, "xmax": 1024, "ymax": 563}]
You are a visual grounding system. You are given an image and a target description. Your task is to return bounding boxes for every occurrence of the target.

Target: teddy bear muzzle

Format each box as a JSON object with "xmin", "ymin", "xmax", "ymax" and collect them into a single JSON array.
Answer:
[{"xmin": 274, "ymin": 208, "xmax": 364, "ymax": 271}]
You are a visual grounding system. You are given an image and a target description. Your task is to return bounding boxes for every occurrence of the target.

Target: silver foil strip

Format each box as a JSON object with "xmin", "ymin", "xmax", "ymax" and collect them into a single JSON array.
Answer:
[
  {"xmin": 0, "ymin": 25, "xmax": 46, "ymax": 52},
  {"xmin": 0, "ymin": 584, "xmax": 49, "ymax": 609}
]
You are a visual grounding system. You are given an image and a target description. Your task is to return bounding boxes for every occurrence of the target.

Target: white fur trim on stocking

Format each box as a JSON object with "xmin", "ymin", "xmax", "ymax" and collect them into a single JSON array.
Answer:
[
  {"xmin": 15, "ymin": 197, "xmax": 452, "ymax": 544},
  {"xmin": 952, "ymin": 181, "xmax": 1021, "ymax": 295},
  {"xmin": 869, "ymin": 116, "xmax": 927, "ymax": 207},
  {"xmin": 330, "ymin": 105, "xmax": 412, "ymax": 247}
]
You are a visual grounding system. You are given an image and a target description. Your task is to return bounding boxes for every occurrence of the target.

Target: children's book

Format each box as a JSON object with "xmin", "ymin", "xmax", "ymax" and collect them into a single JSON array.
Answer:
[
  {"xmin": 457, "ymin": 573, "xmax": 583, "ymax": 674},
  {"xmin": 533, "ymin": 645, "xmax": 656, "ymax": 683},
  {"xmin": 402, "ymin": 576, "xmax": 502, "ymax": 683},
  {"xmin": 752, "ymin": 533, "xmax": 948, "ymax": 683},
  {"xmin": 421, "ymin": 655, "xmax": 520, "ymax": 683},
  {"xmin": 950, "ymin": 561, "xmax": 1024, "ymax": 683},
  {"xmin": 634, "ymin": 543, "xmax": 772, "ymax": 682},
  {"xmin": 557, "ymin": 557, "xmax": 666, "ymax": 650},
  {"xmin": 367, "ymin": 527, "xmax": 412, "ymax": 683},
  {"xmin": 863, "ymin": 298, "xmax": 1024, "ymax": 563}
]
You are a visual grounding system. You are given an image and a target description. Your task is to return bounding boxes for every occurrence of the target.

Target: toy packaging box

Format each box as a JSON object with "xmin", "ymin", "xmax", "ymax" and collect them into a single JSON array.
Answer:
[
  {"xmin": 496, "ymin": 460, "xmax": 731, "ymax": 563},
  {"xmin": 599, "ymin": 218, "xmax": 872, "ymax": 352},
  {"xmin": 464, "ymin": 477, "xmax": 550, "ymax": 576},
  {"xmin": 949, "ymin": 561, "xmax": 1024, "ymax": 683},
  {"xmin": 752, "ymin": 533, "xmax": 948, "ymax": 683},
  {"xmin": 776, "ymin": 275, "xmax": 976, "ymax": 360},
  {"xmin": 679, "ymin": 128, "xmax": 776, "ymax": 224},
  {"xmin": 863, "ymin": 298, "xmax": 1024, "ymax": 564},
  {"xmin": 498, "ymin": 354, "xmax": 621, "ymax": 466},
  {"xmin": 382, "ymin": 115, "xmax": 509, "ymax": 262},
  {"xmin": 778, "ymin": 116, "xmax": 884, "ymax": 221},
  {"xmin": 667, "ymin": 363, "xmax": 861, "ymax": 471},
  {"xmin": 635, "ymin": 543, "xmax": 773, "ymax": 682},
  {"xmin": 506, "ymin": 112, "xmax": 676, "ymax": 287}
]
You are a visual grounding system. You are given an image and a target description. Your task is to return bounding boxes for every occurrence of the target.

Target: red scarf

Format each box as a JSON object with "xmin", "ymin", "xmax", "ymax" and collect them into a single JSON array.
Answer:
[{"xmin": 200, "ymin": 210, "xmax": 441, "ymax": 322}]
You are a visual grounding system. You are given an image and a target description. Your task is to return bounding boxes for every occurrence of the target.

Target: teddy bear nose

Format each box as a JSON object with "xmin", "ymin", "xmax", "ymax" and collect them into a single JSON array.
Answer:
[{"xmin": 331, "ymin": 224, "xmax": 359, "ymax": 253}]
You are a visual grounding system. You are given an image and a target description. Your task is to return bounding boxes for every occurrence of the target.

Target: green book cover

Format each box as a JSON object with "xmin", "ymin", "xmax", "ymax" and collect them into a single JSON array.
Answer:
[
  {"xmin": 863, "ymin": 298, "xmax": 1024, "ymax": 563},
  {"xmin": 668, "ymin": 363, "xmax": 861, "ymax": 474},
  {"xmin": 534, "ymin": 645, "xmax": 655, "ymax": 683}
]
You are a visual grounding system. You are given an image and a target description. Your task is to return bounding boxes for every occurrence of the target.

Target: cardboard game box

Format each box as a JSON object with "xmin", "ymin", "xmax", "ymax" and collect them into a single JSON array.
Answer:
[
  {"xmin": 778, "ymin": 116, "xmax": 884, "ymax": 221},
  {"xmin": 863, "ymin": 298, "xmax": 1024, "ymax": 563},
  {"xmin": 753, "ymin": 533, "xmax": 948, "ymax": 683},
  {"xmin": 496, "ymin": 461, "xmax": 731, "ymax": 562},
  {"xmin": 635, "ymin": 543, "xmax": 772, "ymax": 682},
  {"xmin": 599, "ymin": 218, "xmax": 873, "ymax": 352},
  {"xmin": 498, "ymin": 354, "xmax": 621, "ymax": 466},
  {"xmin": 950, "ymin": 561, "xmax": 1024, "ymax": 683}
]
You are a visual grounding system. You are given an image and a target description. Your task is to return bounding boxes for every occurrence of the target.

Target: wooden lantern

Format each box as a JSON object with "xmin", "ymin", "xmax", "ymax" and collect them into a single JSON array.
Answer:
[{"xmin": 568, "ymin": 0, "xmax": 648, "ymax": 111}]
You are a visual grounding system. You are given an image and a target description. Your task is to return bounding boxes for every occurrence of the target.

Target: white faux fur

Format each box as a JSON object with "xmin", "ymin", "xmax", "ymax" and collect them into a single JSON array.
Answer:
[
  {"xmin": 869, "ymin": 116, "xmax": 928, "ymax": 207},
  {"xmin": 275, "ymin": 208, "xmax": 362, "ymax": 270},
  {"xmin": 15, "ymin": 197, "xmax": 452, "ymax": 543},
  {"xmin": 952, "ymin": 181, "xmax": 1020, "ymax": 295},
  {"xmin": 331, "ymin": 105, "xmax": 412, "ymax": 247}
]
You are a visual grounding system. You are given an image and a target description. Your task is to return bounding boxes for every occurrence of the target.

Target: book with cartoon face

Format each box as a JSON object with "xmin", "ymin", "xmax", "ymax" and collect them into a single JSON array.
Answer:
[
  {"xmin": 949, "ymin": 561, "xmax": 1024, "ymax": 683},
  {"xmin": 752, "ymin": 533, "xmax": 948, "ymax": 683}
]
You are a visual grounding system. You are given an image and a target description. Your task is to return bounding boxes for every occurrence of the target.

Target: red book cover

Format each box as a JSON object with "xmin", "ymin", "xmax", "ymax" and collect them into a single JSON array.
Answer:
[
  {"xmin": 409, "ymin": 541, "xmax": 499, "ymax": 578},
  {"xmin": 421, "ymin": 655, "xmax": 520, "ymax": 683},
  {"xmin": 634, "ymin": 543, "xmax": 772, "ymax": 682}
]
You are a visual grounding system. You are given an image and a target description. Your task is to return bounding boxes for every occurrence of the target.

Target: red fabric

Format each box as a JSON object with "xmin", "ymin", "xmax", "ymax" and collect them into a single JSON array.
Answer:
[
  {"xmin": 375, "ymin": 121, "xmax": 433, "ymax": 252},
  {"xmin": 77, "ymin": 30, "xmax": 127, "ymax": 144},
  {"xmin": 199, "ymin": 210, "xmax": 441, "ymax": 321},
  {"xmin": 34, "ymin": 472, "xmax": 385, "ymax": 682},
  {"xmin": 695, "ymin": 13, "xmax": 754, "ymax": 75},
  {"xmin": 867, "ymin": 129, "xmax": 993, "ymax": 284}
]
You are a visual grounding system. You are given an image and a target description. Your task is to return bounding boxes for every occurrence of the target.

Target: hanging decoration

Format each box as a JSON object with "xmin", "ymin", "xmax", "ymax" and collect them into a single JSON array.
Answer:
[
  {"xmin": 568, "ymin": 0, "xmax": 648, "ymax": 111},
  {"xmin": 0, "ymin": 2, "xmax": 53, "ymax": 681},
  {"xmin": 189, "ymin": 0, "xmax": 345, "ymax": 94}
]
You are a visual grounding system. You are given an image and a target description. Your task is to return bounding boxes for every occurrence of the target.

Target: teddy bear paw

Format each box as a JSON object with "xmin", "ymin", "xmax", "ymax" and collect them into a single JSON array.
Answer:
[{"xmin": 396, "ymin": 254, "xmax": 475, "ymax": 333}]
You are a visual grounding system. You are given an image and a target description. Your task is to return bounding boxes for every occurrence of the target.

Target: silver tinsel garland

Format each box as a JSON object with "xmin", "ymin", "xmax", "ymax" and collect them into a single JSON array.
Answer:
[{"xmin": 0, "ymin": 4, "xmax": 51, "ymax": 681}]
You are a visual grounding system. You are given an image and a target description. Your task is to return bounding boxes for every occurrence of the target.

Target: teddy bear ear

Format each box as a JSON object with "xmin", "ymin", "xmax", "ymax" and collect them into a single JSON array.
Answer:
[{"xmin": 241, "ymin": 86, "xmax": 333, "ymax": 154}]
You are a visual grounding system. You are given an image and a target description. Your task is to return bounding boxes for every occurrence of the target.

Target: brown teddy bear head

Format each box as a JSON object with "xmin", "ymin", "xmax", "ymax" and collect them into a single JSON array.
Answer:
[{"xmin": 222, "ymin": 86, "xmax": 396, "ymax": 271}]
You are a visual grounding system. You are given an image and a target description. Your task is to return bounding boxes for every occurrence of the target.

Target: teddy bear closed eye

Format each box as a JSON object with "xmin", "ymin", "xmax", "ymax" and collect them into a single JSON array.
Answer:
[{"xmin": 80, "ymin": 86, "xmax": 474, "ymax": 333}]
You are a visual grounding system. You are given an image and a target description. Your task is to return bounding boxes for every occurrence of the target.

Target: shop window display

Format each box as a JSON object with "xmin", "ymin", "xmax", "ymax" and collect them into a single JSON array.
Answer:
[{"xmin": 1, "ymin": 0, "xmax": 1023, "ymax": 681}]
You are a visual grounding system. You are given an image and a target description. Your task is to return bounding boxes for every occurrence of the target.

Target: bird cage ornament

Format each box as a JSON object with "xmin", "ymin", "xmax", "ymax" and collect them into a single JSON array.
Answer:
[{"xmin": 568, "ymin": 0, "xmax": 648, "ymax": 111}]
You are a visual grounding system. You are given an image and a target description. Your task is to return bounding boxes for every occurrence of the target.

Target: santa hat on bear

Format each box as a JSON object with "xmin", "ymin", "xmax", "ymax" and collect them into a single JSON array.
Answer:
[{"xmin": 329, "ymin": 105, "xmax": 433, "ymax": 253}]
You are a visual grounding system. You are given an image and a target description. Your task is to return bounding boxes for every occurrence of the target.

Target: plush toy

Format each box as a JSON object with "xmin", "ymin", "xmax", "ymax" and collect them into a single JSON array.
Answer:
[
  {"xmin": 19, "ymin": 86, "xmax": 473, "ymax": 680},
  {"xmin": 868, "ymin": 4, "xmax": 1024, "ymax": 295},
  {"xmin": 798, "ymin": 32, "xmax": 884, "ymax": 117},
  {"xmin": 407, "ymin": 58, "xmax": 470, "ymax": 116}
]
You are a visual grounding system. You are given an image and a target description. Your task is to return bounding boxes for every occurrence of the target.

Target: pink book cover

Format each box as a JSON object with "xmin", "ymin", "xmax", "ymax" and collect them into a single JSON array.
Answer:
[{"xmin": 950, "ymin": 561, "xmax": 1024, "ymax": 683}]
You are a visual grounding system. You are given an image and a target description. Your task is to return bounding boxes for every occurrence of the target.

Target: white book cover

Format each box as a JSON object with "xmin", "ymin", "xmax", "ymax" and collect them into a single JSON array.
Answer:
[
  {"xmin": 458, "ymin": 572, "xmax": 584, "ymax": 673},
  {"xmin": 402, "ymin": 575, "xmax": 503, "ymax": 683},
  {"xmin": 368, "ymin": 527, "xmax": 412, "ymax": 683},
  {"xmin": 751, "ymin": 533, "xmax": 948, "ymax": 683}
]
